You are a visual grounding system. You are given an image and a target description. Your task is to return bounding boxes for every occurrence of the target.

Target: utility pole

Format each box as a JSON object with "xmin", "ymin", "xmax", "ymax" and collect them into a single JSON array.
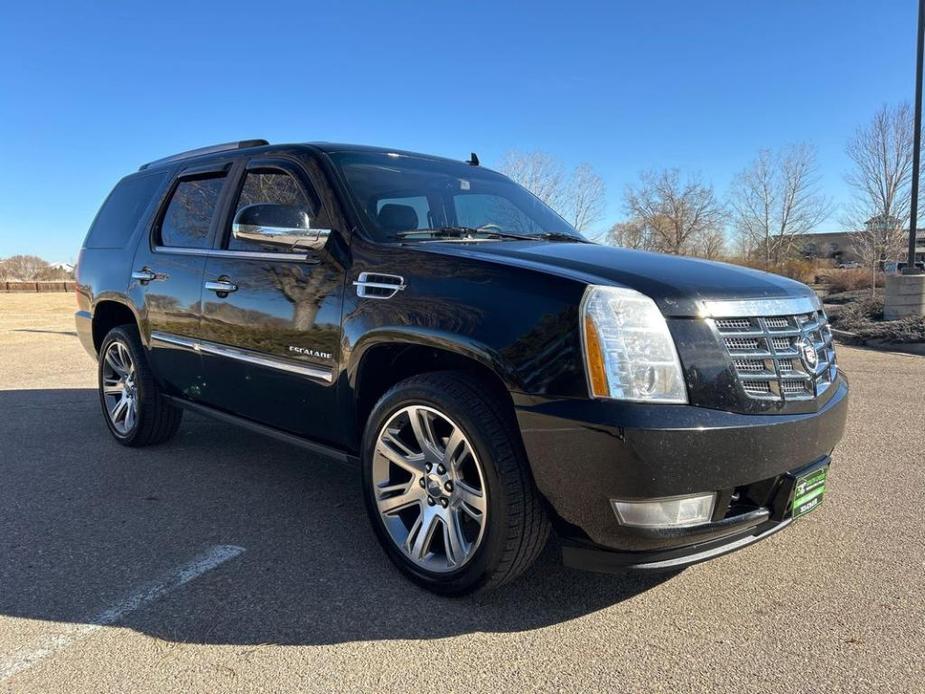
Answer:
[
  {"xmin": 905, "ymin": 0, "xmax": 924, "ymax": 274},
  {"xmin": 886, "ymin": 0, "xmax": 925, "ymax": 317}
]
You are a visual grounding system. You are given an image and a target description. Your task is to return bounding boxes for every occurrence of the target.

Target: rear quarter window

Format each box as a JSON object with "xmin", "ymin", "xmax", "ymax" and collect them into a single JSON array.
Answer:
[{"xmin": 84, "ymin": 172, "xmax": 167, "ymax": 249}]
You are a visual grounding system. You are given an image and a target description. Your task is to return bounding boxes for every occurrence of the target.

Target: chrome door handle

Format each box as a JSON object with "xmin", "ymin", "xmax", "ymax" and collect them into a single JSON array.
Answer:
[
  {"xmin": 131, "ymin": 269, "xmax": 157, "ymax": 283},
  {"xmin": 204, "ymin": 280, "xmax": 238, "ymax": 293}
]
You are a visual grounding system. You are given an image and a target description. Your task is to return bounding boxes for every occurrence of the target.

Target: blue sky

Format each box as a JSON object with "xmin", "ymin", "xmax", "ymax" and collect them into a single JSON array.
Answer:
[{"xmin": 0, "ymin": 0, "xmax": 916, "ymax": 261}]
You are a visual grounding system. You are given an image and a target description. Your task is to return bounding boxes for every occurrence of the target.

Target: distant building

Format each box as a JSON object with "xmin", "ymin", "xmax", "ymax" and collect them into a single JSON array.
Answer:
[{"xmin": 796, "ymin": 226, "xmax": 925, "ymax": 265}]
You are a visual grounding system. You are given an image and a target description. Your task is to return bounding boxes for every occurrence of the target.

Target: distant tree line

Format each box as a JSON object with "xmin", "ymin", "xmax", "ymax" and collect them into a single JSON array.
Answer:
[
  {"xmin": 498, "ymin": 101, "xmax": 919, "ymax": 292},
  {"xmin": 0, "ymin": 255, "xmax": 74, "ymax": 281}
]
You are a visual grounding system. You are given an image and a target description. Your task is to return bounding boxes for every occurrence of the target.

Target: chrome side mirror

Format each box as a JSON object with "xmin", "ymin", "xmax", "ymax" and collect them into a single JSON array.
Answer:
[{"xmin": 232, "ymin": 204, "xmax": 331, "ymax": 251}]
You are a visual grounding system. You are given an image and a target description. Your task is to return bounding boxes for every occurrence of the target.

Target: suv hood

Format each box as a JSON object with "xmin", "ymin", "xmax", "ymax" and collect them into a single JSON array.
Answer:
[{"xmin": 417, "ymin": 241, "xmax": 816, "ymax": 317}]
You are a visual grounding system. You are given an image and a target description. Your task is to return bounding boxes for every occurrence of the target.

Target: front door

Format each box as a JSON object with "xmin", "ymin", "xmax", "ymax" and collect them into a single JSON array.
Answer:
[
  {"xmin": 196, "ymin": 157, "xmax": 347, "ymax": 445},
  {"xmin": 133, "ymin": 163, "xmax": 231, "ymax": 399}
]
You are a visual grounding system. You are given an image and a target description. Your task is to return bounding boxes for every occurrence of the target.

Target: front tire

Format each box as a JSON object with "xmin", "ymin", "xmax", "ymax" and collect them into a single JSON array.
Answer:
[
  {"xmin": 98, "ymin": 325, "xmax": 182, "ymax": 447},
  {"xmin": 361, "ymin": 372, "xmax": 549, "ymax": 596}
]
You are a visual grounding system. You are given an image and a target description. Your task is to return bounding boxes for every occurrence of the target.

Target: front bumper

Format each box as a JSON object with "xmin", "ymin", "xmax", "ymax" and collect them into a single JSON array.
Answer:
[
  {"xmin": 562, "ymin": 515, "xmax": 794, "ymax": 572},
  {"xmin": 513, "ymin": 373, "xmax": 848, "ymax": 563}
]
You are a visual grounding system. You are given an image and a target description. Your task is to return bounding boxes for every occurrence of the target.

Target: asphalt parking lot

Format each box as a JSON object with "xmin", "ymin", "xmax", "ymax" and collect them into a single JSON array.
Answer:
[{"xmin": 0, "ymin": 293, "xmax": 923, "ymax": 693}]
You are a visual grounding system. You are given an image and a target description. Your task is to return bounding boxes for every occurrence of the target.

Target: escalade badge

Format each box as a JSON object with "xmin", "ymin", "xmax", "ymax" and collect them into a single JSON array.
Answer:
[
  {"xmin": 289, "ymin": 345, "xmax": 332, "ymax": 360},
  {"xmin": 797, "ymin": 337, "xmax": 818, "ymax": 371}
]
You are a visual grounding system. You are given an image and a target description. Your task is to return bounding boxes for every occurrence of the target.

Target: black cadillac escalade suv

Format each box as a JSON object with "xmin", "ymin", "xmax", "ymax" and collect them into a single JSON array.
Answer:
[{"xmin": 75, "ymin": 140, "xmax": 848, "ymax": 595}]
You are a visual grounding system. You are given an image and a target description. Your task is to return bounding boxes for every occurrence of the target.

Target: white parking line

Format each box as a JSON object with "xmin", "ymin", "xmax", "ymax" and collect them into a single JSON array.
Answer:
[{"xmin": 0, "ymin": 544, "xmax": 245, "ymax": 683}]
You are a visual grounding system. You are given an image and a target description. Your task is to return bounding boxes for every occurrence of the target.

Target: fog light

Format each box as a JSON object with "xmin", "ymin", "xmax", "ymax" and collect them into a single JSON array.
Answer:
[{"xmin": 611, "ymin": 493, "xmax": 717, "ymax": 529}]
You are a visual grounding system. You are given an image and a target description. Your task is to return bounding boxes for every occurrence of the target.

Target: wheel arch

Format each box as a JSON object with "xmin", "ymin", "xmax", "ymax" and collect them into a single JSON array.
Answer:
[
  {"xmin": 350, "ymin": 330, "xmax": 522, "ymax": 444},
  {"xmin": 91, "ymin": 299, "xmax": 140, "ymax": 353}
]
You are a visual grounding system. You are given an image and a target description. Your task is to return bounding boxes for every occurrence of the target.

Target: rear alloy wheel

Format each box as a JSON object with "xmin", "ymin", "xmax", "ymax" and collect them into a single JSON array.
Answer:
[
  {"xmin": 101, "ymin": 340, "xmax": 139, "ymax": 435},
  {"xmin": 361, "ymin": 372, "xmax": 550, "ymax": 595},
  {"xmin": 372, "ymin": 404, "xmax": 488, "ymax": 573},
  {"xmin": 97, "ymin": 325, "xmax": 182, "ymax": 447}
]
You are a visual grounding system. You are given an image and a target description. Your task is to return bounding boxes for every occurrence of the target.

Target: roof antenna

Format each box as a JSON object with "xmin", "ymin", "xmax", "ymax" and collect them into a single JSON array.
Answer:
[{"xmin": 467, "ymin": 152, "xmax": 480, "ymax": 166}]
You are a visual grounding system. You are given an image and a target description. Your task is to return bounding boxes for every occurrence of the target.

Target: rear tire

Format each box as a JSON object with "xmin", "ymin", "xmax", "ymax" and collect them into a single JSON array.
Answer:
[
  {"xmin": 361, "ymin": 371, "xmax": 549, "ymax": 596},
  {"xmin": 98, "ymin": 325, "xmax": 182, "ymax": 447}
]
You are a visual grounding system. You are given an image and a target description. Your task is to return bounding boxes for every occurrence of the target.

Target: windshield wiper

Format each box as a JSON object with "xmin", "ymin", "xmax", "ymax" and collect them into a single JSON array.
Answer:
[
  {"xmin": 534, "ymin": 231, "xmax": 588, "ymax": 242},
  {"xmin": 394, "ymin": 227, "xmax": 585, "ymax": 242},
  {"xmin": 394, "ymin": 226, "xmax": 481, "ymax": 239},
  {"xmin": 467, "ymin": 229, "xmax": 587, "ymax": 242}
]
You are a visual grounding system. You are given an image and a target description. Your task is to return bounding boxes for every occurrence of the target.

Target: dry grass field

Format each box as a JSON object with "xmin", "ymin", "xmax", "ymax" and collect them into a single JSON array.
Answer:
[{"xmin": 0, "ymin": 293, "xmax": 94, "ymax": 390}]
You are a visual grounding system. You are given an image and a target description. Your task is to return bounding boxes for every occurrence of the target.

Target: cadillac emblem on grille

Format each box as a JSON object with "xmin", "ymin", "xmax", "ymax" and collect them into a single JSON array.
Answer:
[{"xmin": 797, "ymin": 336, "xmax": 818, "ymax": 370}]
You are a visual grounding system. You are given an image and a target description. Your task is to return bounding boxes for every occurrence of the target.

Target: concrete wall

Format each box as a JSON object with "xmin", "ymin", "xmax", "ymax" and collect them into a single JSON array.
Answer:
[{"xmin": 884, "ymin": 274, "xmax": 925, "ymax": 320}]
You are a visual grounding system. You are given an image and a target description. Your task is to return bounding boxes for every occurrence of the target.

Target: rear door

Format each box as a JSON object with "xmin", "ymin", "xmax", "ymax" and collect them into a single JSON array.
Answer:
[
  {"xmin": 132, "ymin": 162, "xmax": 231, "ymax": 398},
  {"xmin": 196, "ymin": 156, "xmax": 347, "ymax": 443}
]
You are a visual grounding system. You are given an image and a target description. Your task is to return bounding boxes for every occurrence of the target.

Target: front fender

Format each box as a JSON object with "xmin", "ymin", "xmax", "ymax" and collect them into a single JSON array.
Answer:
[
  {"xmin": 343, "ymin": 239, "xmax": 592, "ymax": 402},
  {"xmin": 346, "ymin": 326, "xmax": 524, "ymax": 393}
]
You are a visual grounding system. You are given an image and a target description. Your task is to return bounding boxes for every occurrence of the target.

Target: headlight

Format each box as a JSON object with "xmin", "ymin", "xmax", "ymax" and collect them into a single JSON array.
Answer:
[{"xmin": 580, "ymin": 285, "xmax": 687, "ymax": 403}]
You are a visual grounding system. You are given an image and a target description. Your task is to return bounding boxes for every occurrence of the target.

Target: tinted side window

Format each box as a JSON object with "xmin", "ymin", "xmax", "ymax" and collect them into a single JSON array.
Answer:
[
  {"xmin": 235, "ymin": 171, "xmax": 309, "ymax": 213},
  {"xmin": 228, "ymin": 170, "xmax": 330, "ymax": 252},
  {"xmin": 375, "ymin": 196, "xmax": 431, "ymax": 230},
  {"xmin": 159, "ymin": 175, "xmax": 226, "ymax": 249},
  {"xmin": 85, "ymin": 172, "xmax": 166, "ymax": 249}
]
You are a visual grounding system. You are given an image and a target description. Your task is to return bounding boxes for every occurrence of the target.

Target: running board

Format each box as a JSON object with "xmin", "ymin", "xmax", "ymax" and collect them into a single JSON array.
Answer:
[{"xmin": 162, "ymin": 395, "xmax": 358, "ymax": 469}]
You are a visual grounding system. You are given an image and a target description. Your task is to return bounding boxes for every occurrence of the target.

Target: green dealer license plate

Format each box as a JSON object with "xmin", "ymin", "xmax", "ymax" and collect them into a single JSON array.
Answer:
[{"xmin": 792, "ymin": 466, "xmax": 828, "ymax": 519}]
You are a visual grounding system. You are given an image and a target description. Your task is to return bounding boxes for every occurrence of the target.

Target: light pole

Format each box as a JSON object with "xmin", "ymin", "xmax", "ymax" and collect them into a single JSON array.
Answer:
[
  {"xmin": 886, "ymin": 0, "xmax": 925, "ymax": 317},
  {"xmin": 905, "ymin": 0, "xmax": 924, "ymax": 274}
]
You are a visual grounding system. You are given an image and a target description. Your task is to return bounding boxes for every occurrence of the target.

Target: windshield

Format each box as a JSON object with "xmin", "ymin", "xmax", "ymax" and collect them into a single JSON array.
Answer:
[{"xmin": 328, "ymin": 151, "xmax": 584, "ymax": 242}]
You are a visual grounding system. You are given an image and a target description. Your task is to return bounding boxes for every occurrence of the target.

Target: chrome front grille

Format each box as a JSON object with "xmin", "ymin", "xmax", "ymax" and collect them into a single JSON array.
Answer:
[
  {"xmin": 711, "ymin": 305, "xmax": 837, "ymax": 403},
  {"xmin": 716, "ymin": 318, "xmax": 751, "ymax": 330},
  {"xmin": 771, "ymin": 336, "xmax": 792, "ymax": 351}
]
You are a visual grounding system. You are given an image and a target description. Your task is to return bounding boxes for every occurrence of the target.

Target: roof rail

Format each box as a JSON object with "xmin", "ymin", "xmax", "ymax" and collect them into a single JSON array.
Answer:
[{"xmin": 139, "ymin": 139, "xmax": 269, "ymax": 170}]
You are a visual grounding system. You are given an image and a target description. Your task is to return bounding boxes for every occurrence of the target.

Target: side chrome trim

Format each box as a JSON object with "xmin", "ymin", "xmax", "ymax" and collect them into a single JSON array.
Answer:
[
  {"xmin": 150, "ymin": 331, "xmax": 197, "ymax": 350},
  {"xmin": 149, "ymin": 331, "xmax": 334, "ymax": 383},
  {"xmin": 152, "ymin": 246, "xmax": 315, "ymax": 262},
  {"xmin": 699, "ymin": 295, "xmax": 821, "ymax": 319},
  {"xmin": 197, "ymin": 342, "xmax": 334, "ymax": 382}
]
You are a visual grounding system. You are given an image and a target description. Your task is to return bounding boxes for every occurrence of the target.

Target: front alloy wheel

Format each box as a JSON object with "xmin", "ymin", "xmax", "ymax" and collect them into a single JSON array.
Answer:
[
  {"xmin": 373, "ymin": 405, "xmax": 488, "ymax": 572},
  {"xmin": 361, "ymin": 372, "xmax": 550, "ymax": 595}
]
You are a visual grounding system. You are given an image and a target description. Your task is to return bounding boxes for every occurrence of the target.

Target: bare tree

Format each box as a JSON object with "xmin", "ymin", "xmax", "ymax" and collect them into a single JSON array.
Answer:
[
  {"xmin": 568, "ymin": 163, "xmax": 606, "ymax": 232},
  {"xmin": 731, "ymin": 227, "xmax": 759, "ymax": 259},
  {"xmin": 844, "ymin": 103, "xmax": 915, "ymax": 293},
  {"xmin": 497, "ymin": 150, "xmax": 606, "ymax": 232},
  {"xmin": 0, "ymin": 255, "xmax": 52, "ymax": 280},
  {"xmin": 729, "ymin": 144, "xmax": 831, "ymax": 266},
  {"xmin": 691, "ymin": 225, "xmax": 726, "ymax": 260},
  {"xmin": 497, "ymin": 150, "xmax": 567, "ymax": 211},
  {"xmin": 850, "ymin": 216, "xmax": 907, "ymax": 293},
  {"xmin": 605, "ymin": 218, "xmax": 657, "ymax": 250},
  {"xmin": 623, "ymin": 169, "xmax": 726, "ymax": 255}
]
